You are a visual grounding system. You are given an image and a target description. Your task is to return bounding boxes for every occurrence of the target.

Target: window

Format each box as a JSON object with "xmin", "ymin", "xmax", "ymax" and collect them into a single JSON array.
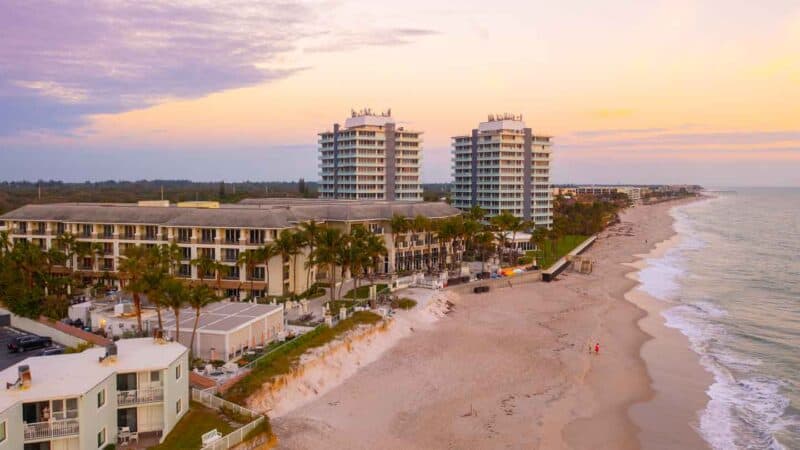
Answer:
[
  {"xmin": 201, "ymin": 228, "xmax": 216, "ymax": 243},
  {"xmin": 150, "ymin": 370, "xmax": 161, "ymax": 383},
  {"xmin": 123, "ymin": 225, "xmax": 136, "ymax": 239},
  {"xmin": 175, "ymin": 364, "xmax": 182, "ymax": 380},
  {"xmin": 0, "ymin": 420, "xmax": 6, "ymax": 443},
  {"xmin": 82, "ymin": 224, "xmax": 92, "ymax": 237},
  {"xmin": 19, "ymin": 222, "xmax": 28, "ymax": 233},
  {"xmin": 97, "ymin": 428, "xmax": 106, "ymax": 447},
  {"xmin": 144, "ymin": 226, "xmax": 158, "ymax": 240},
  {"xmin": 57, "ymin": 222, "xmax": 66, "ymax": 234},
  {"xmin": 249, "ymin": 229, "xmax": 265, "ymax": 244},
  {"xmin": 180, "ymin": 246, "xmax": 192, "ymax": 260},
  {"xmin": 176, "ymin": 398, "xmax": 183, "ymax": 415},
  {"xmin": 224, "ymin": 229, "xmax": 240, "ymax": 243},
  {"xmin": 251, "ymin": 267, "xmax": 265, "ymax": 280},
  {"xmin": 178, "ymin": 264, "xmax": 191, "ymax": 278},
  {"xmin": 97, "ymin": 389, "xmax": 106, "ymax": 408},
  {"xmin": 103, "ymin": 224, "xmax": 113, "ymax": 238},
  {"xmin": 177, "ymin": 228, "xmax": 192, "ymax": 242},
  {"xmin": 223, "ymin": 248, "xmax": 239, "ymax": 262}
]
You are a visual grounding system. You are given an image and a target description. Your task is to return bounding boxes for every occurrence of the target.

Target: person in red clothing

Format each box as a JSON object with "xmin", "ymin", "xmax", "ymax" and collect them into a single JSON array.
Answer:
[{"xmin": 595, "ymin": 343, "xmax": 600, "ymax": 354}]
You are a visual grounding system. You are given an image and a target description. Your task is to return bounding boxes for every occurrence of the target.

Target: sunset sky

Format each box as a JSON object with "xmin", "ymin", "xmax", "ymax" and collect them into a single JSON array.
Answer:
[{"xmin": 1, "ymin": 0, "xmax": 799, "ymax": 186}]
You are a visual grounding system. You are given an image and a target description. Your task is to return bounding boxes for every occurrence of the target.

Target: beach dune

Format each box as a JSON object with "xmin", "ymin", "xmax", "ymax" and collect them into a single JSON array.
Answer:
[{"xmin": 272, "ymin": 200, "xmax": 709, "ymax": 450}]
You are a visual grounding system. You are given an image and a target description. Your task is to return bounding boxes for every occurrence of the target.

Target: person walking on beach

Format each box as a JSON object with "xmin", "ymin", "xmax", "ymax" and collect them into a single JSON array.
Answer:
[{"xmin": 594, "ymin": 343, "xmax": 600, "ymax": 354}]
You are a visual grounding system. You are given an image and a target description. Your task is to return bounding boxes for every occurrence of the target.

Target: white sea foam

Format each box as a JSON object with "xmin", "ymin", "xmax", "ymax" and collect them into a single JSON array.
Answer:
[{"xmin": 638, "ymin": 199, "xmax": 798, "ymax": 449}]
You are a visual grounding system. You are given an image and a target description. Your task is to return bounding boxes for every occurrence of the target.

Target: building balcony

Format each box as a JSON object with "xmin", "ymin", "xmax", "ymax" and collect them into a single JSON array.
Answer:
[
  {"xmin": 117, "ymin": 386, "xmax": 164, "ymax": 407},
  {"xmin": 24, "ymin": 418, "xmax": 80, "ymax": 442}
]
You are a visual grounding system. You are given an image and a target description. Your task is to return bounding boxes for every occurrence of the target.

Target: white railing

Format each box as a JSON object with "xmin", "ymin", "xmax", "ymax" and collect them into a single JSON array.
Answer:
[
  {"xmin": 24, "ymin": 418, "xmax": 80, "ymax": 441},
  {"xmin": 191, "ymin": 389, "xmax": 267, "ymax": 450},
  {"xmin": 118, "ymin": 386, "xmax": 164, "ymax": 406},
  {"xmin": 200, "ymin": 416, "xmax": 266, "ymax": 450},
  {"xmin": 192, "ymin": 389, "xmax": 257, "ymax": 419}
]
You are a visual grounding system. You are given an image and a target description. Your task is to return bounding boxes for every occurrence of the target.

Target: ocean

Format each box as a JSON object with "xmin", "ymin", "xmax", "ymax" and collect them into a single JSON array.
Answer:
[{"xmin": 637, "ymin": 188, "xmax": 800, "ymax": 449}]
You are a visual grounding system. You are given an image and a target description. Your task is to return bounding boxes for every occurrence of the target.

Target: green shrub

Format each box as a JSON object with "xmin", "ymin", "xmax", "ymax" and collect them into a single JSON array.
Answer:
[{"xmin": 396, "ymin": 298, "xmax": 417, "ymax": 310}]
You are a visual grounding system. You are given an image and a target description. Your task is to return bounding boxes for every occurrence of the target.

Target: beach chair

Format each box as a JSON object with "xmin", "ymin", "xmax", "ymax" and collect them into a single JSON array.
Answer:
[{"xmin": 202, "ymin": 429, "xmax": 223, "ymax": 446}]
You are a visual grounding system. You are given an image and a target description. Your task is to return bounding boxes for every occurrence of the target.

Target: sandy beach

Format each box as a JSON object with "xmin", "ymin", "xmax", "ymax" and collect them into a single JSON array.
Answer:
[{"xmin": 270, "ymin": 199, "xmax": 711, "ymax": 449}]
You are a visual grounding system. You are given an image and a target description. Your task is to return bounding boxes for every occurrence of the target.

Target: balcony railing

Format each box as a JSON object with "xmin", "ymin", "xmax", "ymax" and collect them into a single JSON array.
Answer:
[
  {"xmin": 24, "ymin": 418, "xmax": 80, "ymax": 442},
  {"xmin": 117, "ymin": 386, "xmax": 164, "ymax": 407}
]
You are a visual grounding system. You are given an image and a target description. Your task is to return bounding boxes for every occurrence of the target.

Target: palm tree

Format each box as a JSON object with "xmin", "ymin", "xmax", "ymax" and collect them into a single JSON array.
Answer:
[
  {"xmin": 491, "ymin": 211, "xmax": 523, "ymax": 265},
  {"xmin": 54, "ymin": 233, "xmax": 78, "ymax": 292},
  {"xmin": 467, "ymin": 205, "xmax": 486, "ymax": 222},
  {"xmin": 160, "ymin": 242, "xmax": 183, "ymax": 276},
  {"xmin": 258, "ymin": 242, "xmax": 278, "ymax": 298},
  {"xmin": 311, "ymin": 228, "xmax": 343, "ymax": 303},
  {"xmin": 237, "ymin": 249, "xmax": 261, "ymax": 299},
  {"xmin": 335, "ymin": 232, "xmax": 355, "ymax": 299},
  {"xmin": 273, "ymin": 230, "xmax": 300, "ymax": 297},
  {"xmin": 190, "ymin": 254, "xmax": 215, "ymax": 287},
  {"xmin": 143, "ymin": 246, "xmax": 169, "ymax": 329},
  {"xmin": 412, "ymin": 215, "xmax": 432, "ymax": 272},
  {"xmin": 90, "ymin": 242, "xmax": 105, "ymax": 273},
  {"xmin": 529, "ymin": 227, "xmax": 549, "ymax": 268},
  {"xmin": 159, "ymin": 277, "xmax": 189, "ymax": 343},
  {"xmin": 298, "ymin": 220, "xmax": 322, "ymax": 293},
  {"xmin": 188, "ymin": 284, "xmax": 218, "ymax": 359},
  {"xmin": 474, "ymin": 231, "xmax": 496, "ymax": 273},
  {"xmin": 363, "ymin": 233, "xmax": 388, "ymax": 291},
  {"xmin": 0, "ymin": 231, "xmax": 11, "ymax": 256},
  {"xmin": 390, "ymin": 214, "xmax": 409, "ymax": 245},
  {"xmin": 119, "ymin": 245, "xmax": 150, "ymax": 332},
  {"xmin": 461, "ymin": 218, "xmax": 482, "ymax": 261}
]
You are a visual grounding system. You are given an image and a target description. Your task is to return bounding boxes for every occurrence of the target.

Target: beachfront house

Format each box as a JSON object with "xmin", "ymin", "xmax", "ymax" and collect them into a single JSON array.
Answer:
[{"xmin": 0, "ymin": 338, "xmax": 189, "ymax": 449}]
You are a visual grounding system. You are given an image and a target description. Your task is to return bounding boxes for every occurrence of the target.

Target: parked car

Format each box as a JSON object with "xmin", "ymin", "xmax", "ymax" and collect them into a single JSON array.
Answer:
[
  {"xmin": 38, "ymin": 347, "xmax": 64, "ymax": 356},
  {"xmin": 7, "ymin": 335, "xmax": 53, "ymax": 353}
]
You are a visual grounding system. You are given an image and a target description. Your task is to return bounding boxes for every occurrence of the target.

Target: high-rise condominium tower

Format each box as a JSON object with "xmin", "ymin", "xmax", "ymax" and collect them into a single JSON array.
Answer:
[
  {"xmin": 452, "ymin": 114, "xmax": 553, "ymax": 226},
  {"xmin": 318, "ymin": 109, "xmax": 423, "ymax": 201}
]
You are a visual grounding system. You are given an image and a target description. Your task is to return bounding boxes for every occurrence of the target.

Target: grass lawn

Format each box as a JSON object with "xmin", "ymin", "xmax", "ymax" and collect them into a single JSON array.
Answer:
[
  {"xmin": 151, "ymin": 401, "xmax": 235, "ymax": 450},
  {"xmin": 327, "ymin": 299, "xmax": 356, "ymax": 312},
  {"xmin": 533, "ymin": 235, "xmax": 589, "ymax": 269},
  {"xmin": 396, "ymin": 298, "xmax": 417, "ymax": 310},
  {"xmin": 343, "ymin": 283, "xmax": 387, "ymax": 299},
  {"xmin": 225, "ymin": 311, "xmax": 383, "ymax": 404}
]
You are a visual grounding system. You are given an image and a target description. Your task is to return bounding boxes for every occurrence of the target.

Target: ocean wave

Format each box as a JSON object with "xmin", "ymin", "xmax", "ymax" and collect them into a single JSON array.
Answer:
[{"xmin": 640, "ymin": 198, "xmax": 799, "ymax": 449}]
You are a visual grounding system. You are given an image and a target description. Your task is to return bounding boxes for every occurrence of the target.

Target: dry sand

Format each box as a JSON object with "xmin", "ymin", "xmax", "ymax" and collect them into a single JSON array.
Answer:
[{"xmin": 271, "ymin": 200, "xmax": 711, "ymax": 449}]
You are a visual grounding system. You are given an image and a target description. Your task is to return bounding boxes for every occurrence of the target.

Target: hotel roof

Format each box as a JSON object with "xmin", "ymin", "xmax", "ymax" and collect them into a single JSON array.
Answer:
[
  {"xmin": 157, "ymin": 301, "xmax": 283, "ymax": 335},
  {"xmin": 0, "ymin": 199, "xmax": 461, "ymax": 227},
  {"xmin": 0, "ymin": 338, "xmax": 187, "ymax": 413}
]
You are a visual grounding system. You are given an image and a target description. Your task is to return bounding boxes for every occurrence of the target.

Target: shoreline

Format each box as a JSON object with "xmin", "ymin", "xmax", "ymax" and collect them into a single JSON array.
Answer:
[
  {"xmin": 622, "ymin": 200, "xmax": 713, "ymax": 449},
  {"xmin": 270, "ymin": 197, "xmax": 712, "ymax": 449}
]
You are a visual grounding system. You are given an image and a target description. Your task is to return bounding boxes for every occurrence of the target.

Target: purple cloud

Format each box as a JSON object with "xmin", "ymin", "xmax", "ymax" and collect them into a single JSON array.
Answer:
[{"xmin": 0, "ymin": 1, "xmax": 436, "ymax": 135}]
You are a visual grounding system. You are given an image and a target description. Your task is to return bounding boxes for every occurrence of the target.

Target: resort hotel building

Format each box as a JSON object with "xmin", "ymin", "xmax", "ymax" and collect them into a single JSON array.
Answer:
[
  {"xmin": 0, "ymin": 338, "xmax": 189, "ymax": 449},
  {"xmin": 318, "ymin": 109, "xmax": 423, "ymax": 201},
  {"xmin": 0, "ymin": 199, "xmax": 462, "ymax": 298},
  {"xmin": 451, "ymin": 114, "xmax": 553, "ymax": 226}
]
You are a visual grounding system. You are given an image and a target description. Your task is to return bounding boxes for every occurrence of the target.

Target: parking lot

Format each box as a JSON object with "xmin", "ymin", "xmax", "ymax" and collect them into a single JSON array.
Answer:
[{"xmin": 0, "ymin": 326, "xmax": 64, "ymax": 371}]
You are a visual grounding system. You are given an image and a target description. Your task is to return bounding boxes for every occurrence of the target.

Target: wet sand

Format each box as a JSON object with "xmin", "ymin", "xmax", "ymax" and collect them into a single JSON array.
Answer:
[{"xmin": 271, "ymin": 199, "xmax": 710, "ymax": 449}]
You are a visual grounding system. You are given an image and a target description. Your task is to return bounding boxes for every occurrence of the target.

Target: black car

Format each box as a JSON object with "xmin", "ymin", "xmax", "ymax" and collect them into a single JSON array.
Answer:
[{"xmin": 7, "ymin": 335, "xmax": 53, "ymax": 353}]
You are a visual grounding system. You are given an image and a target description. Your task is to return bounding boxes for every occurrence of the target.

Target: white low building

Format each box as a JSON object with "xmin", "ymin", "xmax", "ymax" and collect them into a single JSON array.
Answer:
[
  {"xmin": 0, "ymin": 338, "xmax": 189, "ymax": 450},
  {"xmin": 153, "ymin": 301, "xmax": 284, "ymax": 362}
]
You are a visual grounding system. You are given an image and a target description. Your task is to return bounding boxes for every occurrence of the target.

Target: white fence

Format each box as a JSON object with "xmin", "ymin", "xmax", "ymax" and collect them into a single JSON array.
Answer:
[{"xmin": 191, "ymin": 388, "xmax": 267, "ymax": 450}]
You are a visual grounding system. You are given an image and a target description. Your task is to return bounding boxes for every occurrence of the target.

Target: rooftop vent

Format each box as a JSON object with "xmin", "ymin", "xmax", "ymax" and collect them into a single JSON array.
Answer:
[
  {"xmin": 6, "ymin": 365, "xmax": 31, "ymax": 390},
  {"xmin": 98, "ymin": 343, "xmax": 117, "ymax": 363},
  {"xmin": 153, "ymin": 328, "xmax": 166, "ymax": 344}
]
